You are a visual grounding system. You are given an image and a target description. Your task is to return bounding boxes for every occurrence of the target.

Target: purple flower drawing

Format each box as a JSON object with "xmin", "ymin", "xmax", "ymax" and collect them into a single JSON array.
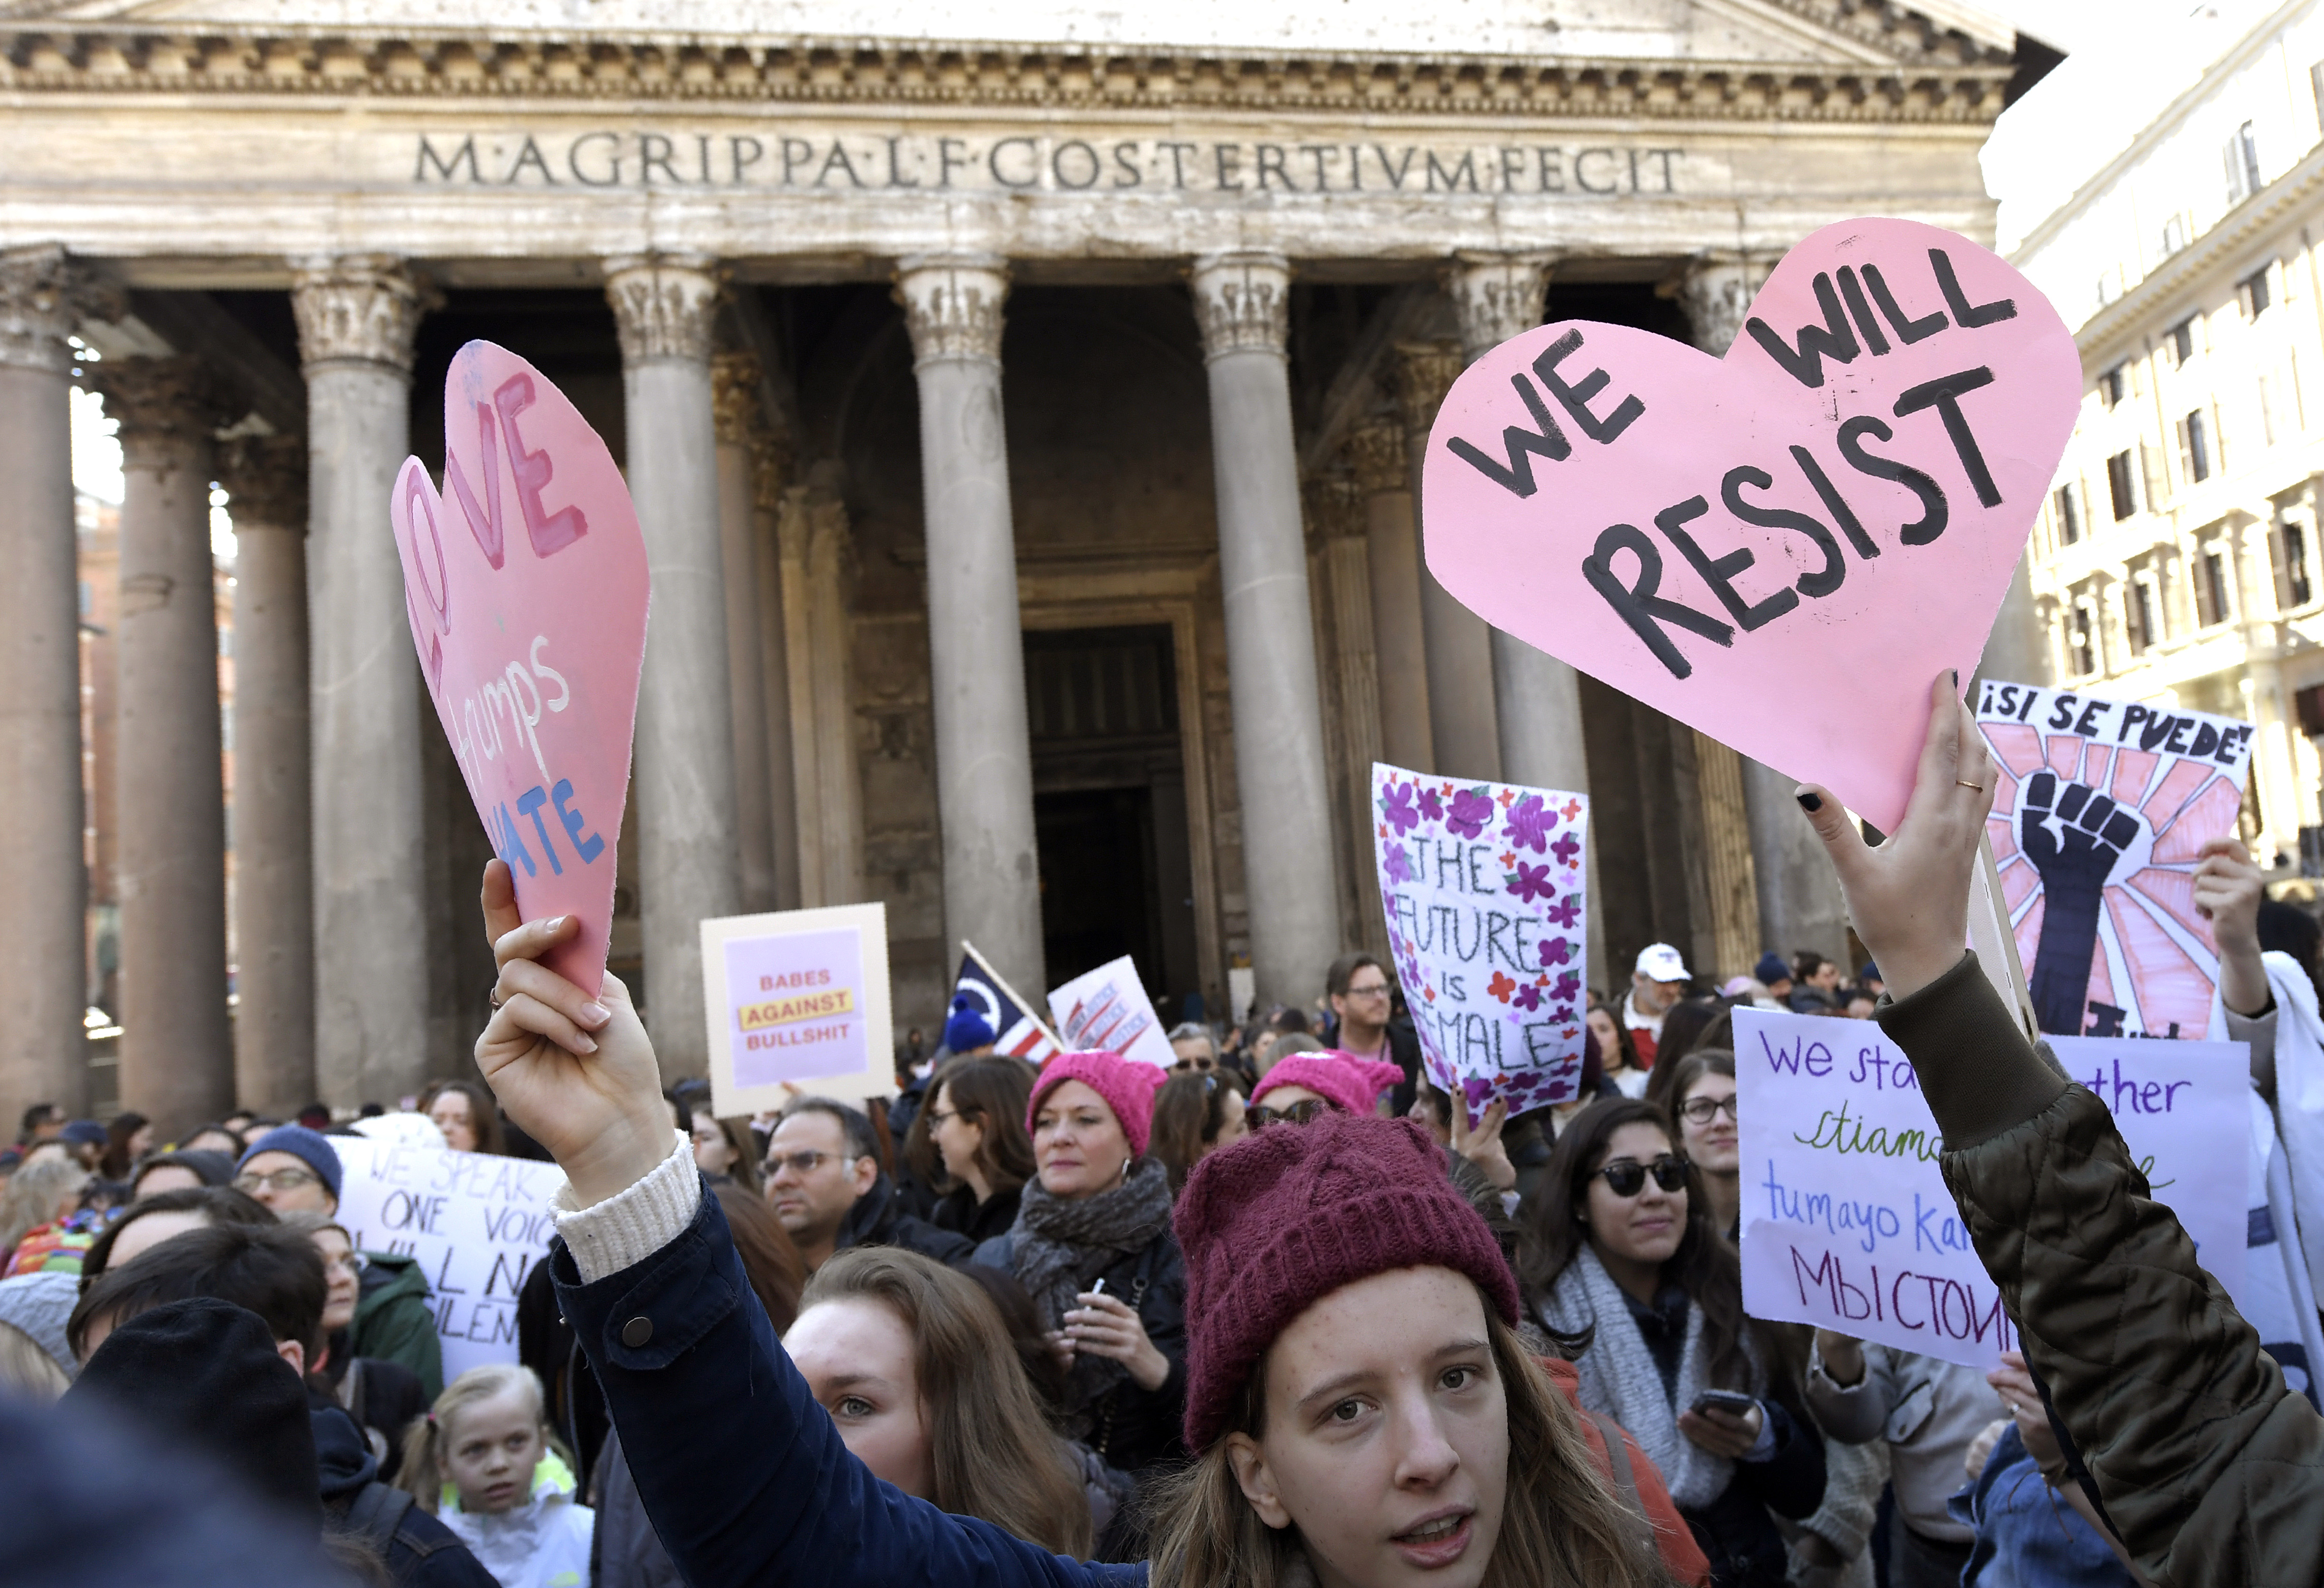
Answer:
[
  {"xmin": 1550, "ymin": 831, "xmax": 1581, "ymax": 866},
  {"xmin": 1383, "ymin": 842, "xmax": 1414, "ymax": 885},
  {"xmin": 1511, "ymin": 983, "xmax": 1542, "ymax": 1012},
  {"xmin": 1506, "ymin": 860, "xmax": 1555, "ymax": 905},
  {"xmin": 1446, "ymin": 787, "xmax": 1494, "ymax": 839},
  {"xmin": 1537, "ymin": 937, "xmax": 1573, "ymax": 968},
  {"xmin": 1550, "ymin": 969, "xmax": 1581, "ymax": 1003},
  {"xmin": 1543, "ymin": 893, "xmax": 1582, "ymax": 930},
  {"xmin": 1419, "ymin": 786, "xmax": 1444, "ymax": 822},
  {"xmin": 1381, "ymin": 780, "xmax": 1421, "ymax": 835},
  {"xmin": 1502, "ymin": 795, "xmax": 1554, "ymax": 855}
]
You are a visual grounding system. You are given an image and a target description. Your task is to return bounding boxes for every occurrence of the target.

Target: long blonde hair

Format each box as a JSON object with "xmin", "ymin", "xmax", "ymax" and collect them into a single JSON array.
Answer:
[
  {"xmin": 0, "ymin": 1158, "xmax": 89, "ymax": 1258},
  {"xmin": 0, "ymin": 1319, "xmax": 68, "ymax": 1401},
  {"xmin": 1146, "ymin": 1297, "xmax": 1674, "ymax": 1588},
  {"xmin": 396, "ymin": 1362, "xmax": 559, "ymax": 1514},
  {"xmin": 802, "ymin": 1246, "xmax": 1093, "ymax": 1557}
]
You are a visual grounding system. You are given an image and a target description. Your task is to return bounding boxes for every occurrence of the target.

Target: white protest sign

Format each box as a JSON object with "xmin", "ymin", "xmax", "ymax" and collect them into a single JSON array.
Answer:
[
  {"xmin": 1974, "ymin": 679, "xmax": 2255, "ymax": 1039},
  {"xmin": 1737, "ymin": 1008, "xmax": 2247, "ymax": 1368},
  {"xmin": 703, "ymin": 902, "xmax": 896, "ymax": 1116},
  {"xmin": 333, "ymin": 1136, "xmax": 570, "ymax": 1384},
  {"xmin": 1047, "ymin": 955, "xmax": 1175, "ymax": 1068},
  {"xmin": 1371, "ymin": 761, "xmax": 1589, "ymax": 1124}
]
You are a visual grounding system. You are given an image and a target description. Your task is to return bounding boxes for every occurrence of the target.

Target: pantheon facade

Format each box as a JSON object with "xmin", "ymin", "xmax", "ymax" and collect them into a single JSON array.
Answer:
[{"xmin": 0, "ymin": 0, "xmax": 2047, "ymax": 1122}]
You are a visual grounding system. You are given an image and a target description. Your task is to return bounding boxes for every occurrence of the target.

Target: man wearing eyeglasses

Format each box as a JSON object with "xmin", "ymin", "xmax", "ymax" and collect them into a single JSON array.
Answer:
[
  {"xmin": 763, "ymin": 1099, "xmax": 971, "ymax": 1274},
  {"xmin": 233, "ymin": 1125, "xmax": 444, "ymax": 1397},
  {"xmin": 1323, "ymin": 952, "xmax": 1421, "ymax": 1114}
]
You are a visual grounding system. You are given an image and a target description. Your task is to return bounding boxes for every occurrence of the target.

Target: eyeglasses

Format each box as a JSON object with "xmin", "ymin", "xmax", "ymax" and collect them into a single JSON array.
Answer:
[
  {"xmin": 1590, "ymin": 1155, "xmax": 1691, "ymax": 1198},
  {"xmin": 233, "ymin": 1168, "xmax": 319, "ymax": 1195},
  {"xmin": 1344, "ymin": 981, "xmax": 1392, "ymax": 999},
  {"xmin": 1245, "ymin": 1098, "xmax": 1338, "ymax": 1130},
  {"xmin": 1679, "ymin": 1095, "xmax": 1740, "ymax": 1125},
  {"xmin": 322, "ymin": 1251, "xmax": 370, "ymax": 1279},
  {"xmin": 764, "ymin": 1149, "xmax": 854, "ymax": 1178},
  {"xmin": 924, "ymin": 1109, "xmax": 967, "ymax": 1129}
]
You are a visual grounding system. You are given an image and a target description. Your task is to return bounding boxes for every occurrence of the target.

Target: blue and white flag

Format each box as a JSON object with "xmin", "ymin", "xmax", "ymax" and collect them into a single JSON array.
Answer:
[{"xmin": 954, "ymin": 943, "xmax": 1060, "ymax": 1063}]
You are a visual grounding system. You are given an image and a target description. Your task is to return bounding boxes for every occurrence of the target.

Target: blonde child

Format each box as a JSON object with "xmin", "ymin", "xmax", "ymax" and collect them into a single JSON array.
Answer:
[{"xmin": 398, "ymin": 1363, "xmax": 592, "ymax": 1588}]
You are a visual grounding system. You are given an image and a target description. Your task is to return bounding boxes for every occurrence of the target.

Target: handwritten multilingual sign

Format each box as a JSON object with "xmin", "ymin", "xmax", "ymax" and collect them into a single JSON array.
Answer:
[
  {"xmin": 1419, "ymin": 217, "xmax": 2082, "ymax": 833},
  {"xmin": 1976, "ymin": 680, "xmax": 2255, "ymax": 1038},
  {"xmin": 334, "ymin": 1136, "xmax": 571, "ymax": 1384},
  {"xmin": 1736, "ymin": 1008, "xmax": 2246, "ymax": 1368},
  {"xmin": 390, "ymin": 341, "xmax": 650, "ymax": 995},
  {"xmin": 1372, "ymin": 761, "xmax": 1589, "ymax": 1124}
]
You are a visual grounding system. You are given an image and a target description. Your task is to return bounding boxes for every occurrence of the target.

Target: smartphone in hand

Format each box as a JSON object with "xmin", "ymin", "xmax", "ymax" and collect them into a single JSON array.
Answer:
[{"xmin": 1688, "ymin": 1388, "xmax": 1759, "ymax": 1417}]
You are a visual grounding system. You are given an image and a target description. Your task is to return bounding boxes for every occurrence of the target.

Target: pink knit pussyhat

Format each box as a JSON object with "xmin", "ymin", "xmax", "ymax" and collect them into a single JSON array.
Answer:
[
  {"xmin": 1251, "ymin": 1050, "xmax": 1406, "ymax": 1118},
  {"xmin": 1026, "ymin": 1050, "xmax": 1170, "ymax": 1157},
  {"xmin": 1173, "ymin": 1112, "xmax": 1520, "ymax": 1449}
]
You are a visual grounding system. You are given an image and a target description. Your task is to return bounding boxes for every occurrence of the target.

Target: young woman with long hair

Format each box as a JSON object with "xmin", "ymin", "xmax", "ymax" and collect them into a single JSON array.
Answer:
[
  {"xmin": 1148, "ymin": 1069, "xmax": 1249, "ymax": 1196},
  {"xmin": 467, "ymin": 856, "xmax": 1674, "ymax": 1588},
  {"xmin": 1520, "ymin": 1098, "xmax": 1823, "ymax": 1587},
  {"xmin": 908, "ymin": 1055, "xmax": 1038, "ymax": 1244},
  {"xmin": 1656, "ymin": 1053, "xmax": 1741, "ymax": 1243},
  {"xmin": 418, "ymin": 1079, "xmax": 507, "ymax": 1156}
]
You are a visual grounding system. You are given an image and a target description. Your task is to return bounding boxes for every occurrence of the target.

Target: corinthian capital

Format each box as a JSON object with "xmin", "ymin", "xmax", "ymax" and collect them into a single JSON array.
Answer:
[
  {"xmin": 291, "ymin": 256, "xmax": 430, "ymax": 375},
  {"xmin": 91, "ymin": 356, "xmax": 236, "ymax": 463},
  {"xmin": 1677, "ymin": 255, "xmax": 1761, "ymax": 357},
  {"xmin": 605, "ymin": 252, "xmax": 723, "ymax": 366},
  {"xmin": 1393, "ymin": 340, "xmax": 1465, "ymax": 438},
  {"xmin": 0, "ymin": 244, "xmax": 124, "ymax": 376},
  {"xmin": 215, "ymin": 434, "xmax": 309, "ymax": 531},
  {"xmin": 1346, "ymin": 416, "xmax": 1410, "ymax": 496},
  {"xmin": 895, "ymin": 254, "xmax": 1009, "ymax": 367},
  {"xmin": 1190, "ymin": 250, "xmax": 1291, "ymax": 362},
  {"xmin": 1448, "ymin": 252, "xmax": 1553, "ymax": 363}
]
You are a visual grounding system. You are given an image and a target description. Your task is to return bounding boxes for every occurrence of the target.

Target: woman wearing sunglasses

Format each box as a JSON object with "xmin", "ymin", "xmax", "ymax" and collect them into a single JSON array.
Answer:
[
  {"xmin": 1244, "ymin": 1049, "xmax": 1404, "ymax": 1128},
  {"xmin": 1522, "ymin": 1098, "xmax": 1826, "ymax": 1587}
]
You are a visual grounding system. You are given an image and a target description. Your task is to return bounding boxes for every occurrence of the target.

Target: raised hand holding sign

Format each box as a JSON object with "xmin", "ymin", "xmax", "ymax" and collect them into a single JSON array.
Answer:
[
  {"xmin": 391, "ymin": 341, "xmax": 650, "ymax": 995},
  {"xmin": 1422, "ymin": 218, "xmax": 2081, "ymax": 832}
]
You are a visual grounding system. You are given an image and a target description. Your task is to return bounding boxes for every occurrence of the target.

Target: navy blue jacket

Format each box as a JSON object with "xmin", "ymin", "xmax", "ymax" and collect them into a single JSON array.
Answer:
[{"xmin": 554, "ymin": 1187, "xmax": 1146, "ymax": 1587}]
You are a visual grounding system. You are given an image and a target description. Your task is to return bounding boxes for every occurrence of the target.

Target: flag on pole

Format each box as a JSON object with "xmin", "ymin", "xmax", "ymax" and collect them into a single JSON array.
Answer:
[{"xmin": 953, "ymin": 942, "xmax": 1060, "ymax": 1063}]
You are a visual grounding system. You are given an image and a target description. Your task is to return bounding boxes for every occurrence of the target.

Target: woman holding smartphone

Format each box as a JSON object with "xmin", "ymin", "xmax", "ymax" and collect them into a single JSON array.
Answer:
[{"xmin": 1521, "ymin": 1098, "xmax": 1826, "ymax": 1587}]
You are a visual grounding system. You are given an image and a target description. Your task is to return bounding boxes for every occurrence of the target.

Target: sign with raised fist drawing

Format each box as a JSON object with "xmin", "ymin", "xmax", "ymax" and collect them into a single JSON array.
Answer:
[{"xmin": 1975, "ymin": 680, "xmax": 2256, "ymax": 1038}]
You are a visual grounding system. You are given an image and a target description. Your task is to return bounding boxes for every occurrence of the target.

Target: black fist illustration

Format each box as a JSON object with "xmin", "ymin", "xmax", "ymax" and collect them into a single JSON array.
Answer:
[{"xmin": 2019, "ymin": 772, "xmax": 2142, "ymax": 1036}]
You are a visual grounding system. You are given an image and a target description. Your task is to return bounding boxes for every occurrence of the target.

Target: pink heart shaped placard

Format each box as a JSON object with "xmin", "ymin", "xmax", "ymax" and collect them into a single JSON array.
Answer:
[
  {"xmin": 390, "ymin": 340, "xmax": 650, "ymax": 996},
  {"xmin": 1423, "ymin": 217, "xmax": 2080, "ymax": 832}
]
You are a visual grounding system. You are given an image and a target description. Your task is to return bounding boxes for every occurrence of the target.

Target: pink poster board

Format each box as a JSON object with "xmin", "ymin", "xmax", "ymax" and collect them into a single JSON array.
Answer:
[
  {"xmin": 1975, "ymin": 679, "xmax": 2255, "ymax": 1037},
  {"xmin": 389, "ymin": 341, "xmax": 649, "ymax": 995},
  {"xmin": 1420, "ymin": 218, "xmax": 2081, "ymax": 832}
]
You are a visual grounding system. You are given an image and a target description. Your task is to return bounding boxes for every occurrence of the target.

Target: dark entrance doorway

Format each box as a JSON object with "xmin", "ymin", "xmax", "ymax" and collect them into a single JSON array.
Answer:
[{"xmin": 1025, "ymin": 626, "xmax": 1200, "ymax": 1022}]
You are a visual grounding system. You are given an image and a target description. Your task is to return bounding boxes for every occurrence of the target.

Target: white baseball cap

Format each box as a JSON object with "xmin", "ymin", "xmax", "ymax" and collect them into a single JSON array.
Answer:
[{"xmin": 1634, "ymin": 944, "xmax": 1691, "ymax": 983}]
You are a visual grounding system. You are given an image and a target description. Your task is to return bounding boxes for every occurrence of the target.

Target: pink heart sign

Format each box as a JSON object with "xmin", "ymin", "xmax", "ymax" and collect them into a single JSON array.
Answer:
[
  {"xmin": 389, "ymin": 340, "xmax": 650, "ymax": 996},
  {"xmin": 1422, "ymin": 217, "xmax": 2081, "ymax": 832}
]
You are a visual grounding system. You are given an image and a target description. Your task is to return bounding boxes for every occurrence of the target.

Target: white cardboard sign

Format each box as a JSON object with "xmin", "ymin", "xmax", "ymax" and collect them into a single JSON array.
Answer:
[
  {"xmin": 703, "ymin": 902, "xmax": 896, "ymax": 1116},
  {"xmin": 1047, "ymin": 954, "xmax": 1175, "ymax": 1068},
  {"xmin": 1736, "ymin": 1008, "xmax": 2247, "ymax": 1368}
]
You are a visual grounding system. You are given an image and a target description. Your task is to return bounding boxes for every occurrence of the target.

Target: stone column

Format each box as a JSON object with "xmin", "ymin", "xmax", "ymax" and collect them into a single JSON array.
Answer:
[
  {"xmin": 1191, "ymin": 250, "xmax": 1343, "ymax": 1005},
  {"xmin": 606, "ymin": 253, "xmax": 741, "ymax": 1075},
  {"xmin": 216, "ymin": 434, "xmax": 314, "ymax": 1118},
  {"xmin": 777, "ymin": 480, "xmax": 863, "ymax": 907},
  {"xmin": 294, "ymin": 256, "xmax": 432, "ymax": 1109},
  {"xmin": 1679, "ymin": 257, "xmax": 1848, "ymax": 968},
  {"xmin": 0, "ymin": 248, "xmax": 119, "ymax": 1118},
  {"xmin": 1313, "ymin": 473, "xmax": 1387, "ymax": 955},
  {"xmin": 95, "ymin": 357, "xmax": 236, "ymax": 1131},
  {"xmin": 896, "ymin": 255, "xmax": 1044, "ymax": 997},
  {"xmin": 751, "ymin": 413, "xmax": 803, "ymax": 913},
  {"xmin": 1396, "ymin": 339, "xmax": 1501, "ymax": 780},
  {"xmin": 712, "ymin": 351, "xmax": 776, "ymax": 915},
  {"xmin": 1348, "ymin": 416, "xmax": 1434, "ymax": 772}
]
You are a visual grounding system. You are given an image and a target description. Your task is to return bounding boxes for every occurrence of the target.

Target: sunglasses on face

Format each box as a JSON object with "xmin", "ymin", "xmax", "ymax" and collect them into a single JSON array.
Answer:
[
  {"xmin": 1245, "ymin": 1097, "xmax": 1338, "ymax": 1130},
  {"xmin": 1590, "ymin": 1155, "xmax": 1691, "ymax": 1198},
  {"xmin": 1679, "ymin": 1095, "xmax": 1740, "ymax": 1125}
]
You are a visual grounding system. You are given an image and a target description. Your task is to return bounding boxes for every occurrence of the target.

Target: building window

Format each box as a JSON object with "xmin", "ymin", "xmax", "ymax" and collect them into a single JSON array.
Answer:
[
  {"xmin": 2107, "ymin": 449, "xmax": 2138, "ymax": 520},
  {"xmin": 2162, "ymin": 213, "xmax": 2189, "ymax": 256},
  {"xmin": 2099, "ymin": 365, "xmax": 2125, "ymax": 407},
  {"xmin": 2167, "ymin": 317, "xmax": 2197, "ymax": 366},
  {"xmin": 2072, "ymin": 602, "xmax": 2098, "ymax": 675},
  {"xmin": 2198, "ymin": 550, "xmax": 2231, "ymax": 626},
  {"xmin": 2240, "ymin": 266, "xmax": 2273, "ymax": 319},
  {"xmin": 2128, "ymin": 580, "xmax": 2156, "ymax": 655},
  {"xmin": 2226, "ymin": 120, "xmax": 2262, "ymax": 203},
  {"xmin": 2178, "ymin": 409, "xmax": 2212, "ymax": 483},
  {"xmin": 2299, "ymin": 682, "xmax": 2324, "ymax": 736},
  {"xmin": 2285, "ymin": 521, "xmax": 2313, "ymax": 606},
  {"xmin": 2054, "ymin": 481, "xmax": 2082, "ymax": 545}
]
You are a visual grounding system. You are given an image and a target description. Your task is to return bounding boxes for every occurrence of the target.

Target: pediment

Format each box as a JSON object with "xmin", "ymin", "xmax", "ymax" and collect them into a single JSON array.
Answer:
[{"xmin": 3, "ymin": 0, "xmax": 2019, "ymax": 69}]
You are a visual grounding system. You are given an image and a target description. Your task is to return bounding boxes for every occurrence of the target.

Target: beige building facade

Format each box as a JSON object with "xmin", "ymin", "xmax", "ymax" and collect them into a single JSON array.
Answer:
[{"xmin": 0, "ymin": 0, "xmax": 2035, "ymax": 1121}]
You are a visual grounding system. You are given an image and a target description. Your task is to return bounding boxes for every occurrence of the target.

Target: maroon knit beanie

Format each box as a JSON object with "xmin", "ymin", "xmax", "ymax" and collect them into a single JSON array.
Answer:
[
  {"xmin": 1173, "ymin": 1112, "xmax": 1521, "ymax": 1450},
  {"xmin": 1026, "ymin": 1050, "xmax": 1169, "ymax": 1157}
]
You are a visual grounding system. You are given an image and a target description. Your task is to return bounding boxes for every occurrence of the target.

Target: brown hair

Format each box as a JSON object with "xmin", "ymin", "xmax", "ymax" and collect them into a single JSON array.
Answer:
[
  {"xmin": 904, "ymin": 1056, "xmax": 1037, "ymax": 1197},
  {"xmin": 99, "ymin": 1112, "xmax": 148, "ymax": 1182},
  {"xmin": 704, "ymin": 1118, "xmax": 763, "ymax": 1195},
  {"xmin": 1643, "ymin": 1012, "xmax": 1733, "ymax": 1115},
  {"xmin": 417, "ymin": 1080, "xmax": 507, "ymax": 1156},
  {"xmin": 801, "ymin": 1246, "xmax": 1092, "ymax": 1556},
  {"xmin": 1145, "ymin": 1292, "xmax": 1667, "ymax": 1588},
  {"xmin": 711, "ymin": 1180, "xmax": 805, "ymax": 1334},
  {"xmin": 1587, "ymin": 1002, "xmax": 1642, "ymax": 1075},
  {"xmin": 1149, "ymin": 1070, "xmax": 1248, "ymax": 1196}
]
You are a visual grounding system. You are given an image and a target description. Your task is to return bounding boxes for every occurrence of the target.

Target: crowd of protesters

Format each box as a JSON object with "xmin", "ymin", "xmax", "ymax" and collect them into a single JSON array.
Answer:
[{"xmin": 8, "ymin": 676, "xmax": 2324, "ymax": 1586}]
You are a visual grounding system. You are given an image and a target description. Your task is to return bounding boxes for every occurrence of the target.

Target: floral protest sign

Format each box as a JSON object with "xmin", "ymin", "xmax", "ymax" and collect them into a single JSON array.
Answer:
[
  {"xmin": 1975, "ymin": 679, "xmax": 2255, "ymax": 1038},
  {"xmin": 1420, "ymin": 217, "xmax": 2081, "ymax": 834},
  {"xmin": 1737, "ymin": 1008, "xmax": 2247, "ymax": 1368},
  {"xmin": 1372, "ymin": 760, "xmax": 1589, "ymax": 1123},
  {"xmin": 389, "ymin": 341, "xmax": 649, "ymax": 996}
]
